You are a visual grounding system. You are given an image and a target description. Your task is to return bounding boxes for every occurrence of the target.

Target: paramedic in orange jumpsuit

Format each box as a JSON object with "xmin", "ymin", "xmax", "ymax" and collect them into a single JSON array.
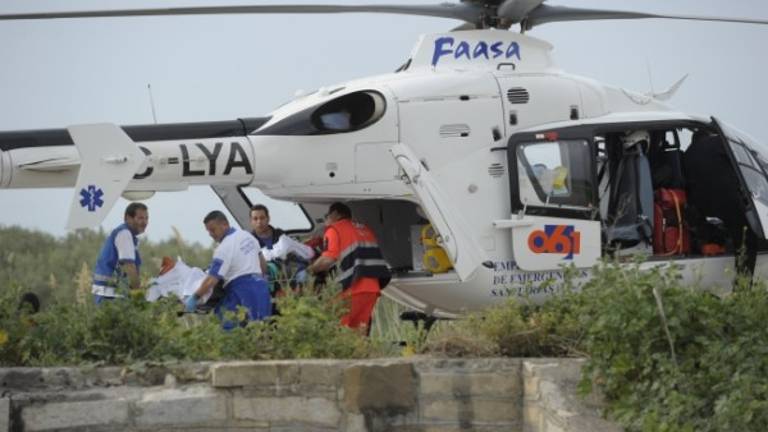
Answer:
[{"xmin": 308, "ymin": 202, "xmax": 390, "ymax": 330}]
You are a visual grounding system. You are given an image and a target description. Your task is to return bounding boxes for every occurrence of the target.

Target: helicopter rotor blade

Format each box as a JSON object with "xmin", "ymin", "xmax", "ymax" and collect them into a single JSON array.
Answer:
[
  {"xmin": 0, "ymin": 3, "xmax": 481, "ymax": 25},
  {"xmin": 496, "ymin": 0, "xmax": 545, "ymax": 24},
  {"xmin": 525, "ymin": 5, "xmax": 768, "ymax": 30}
]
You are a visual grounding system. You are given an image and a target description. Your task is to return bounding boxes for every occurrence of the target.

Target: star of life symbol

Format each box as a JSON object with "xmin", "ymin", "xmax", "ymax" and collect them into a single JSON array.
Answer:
[{"xmin": 79, "ymin": 185, "xmax": 104, "ymax": 212}]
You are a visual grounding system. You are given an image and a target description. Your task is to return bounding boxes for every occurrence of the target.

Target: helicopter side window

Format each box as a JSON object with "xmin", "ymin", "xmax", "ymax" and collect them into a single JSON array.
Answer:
[{"xmin": 517, "ymin": 139, "xmax": 593, "ymax": 209}]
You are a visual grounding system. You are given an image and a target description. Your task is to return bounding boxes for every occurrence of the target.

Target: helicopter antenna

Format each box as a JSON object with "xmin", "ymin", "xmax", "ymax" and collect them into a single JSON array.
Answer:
[
  {"xmin": 147, "ymin": 83, "xmax": 158, "ymax": 124},
  {"xmin": 645, "ymin": 58, "xmax": 655, "ymax": 94}
]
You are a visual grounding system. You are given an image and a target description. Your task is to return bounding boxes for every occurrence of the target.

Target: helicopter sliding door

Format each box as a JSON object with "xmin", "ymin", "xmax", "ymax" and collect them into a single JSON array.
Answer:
[{"xmin": 504, "ymin": 129, "xmax": 601, "ymax": 271}]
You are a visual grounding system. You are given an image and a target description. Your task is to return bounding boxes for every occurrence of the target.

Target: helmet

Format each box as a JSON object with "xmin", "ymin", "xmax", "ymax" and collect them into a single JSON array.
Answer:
[{"xmin": 623, "ymin": 130, "xmax": 650, "ymax": 149}]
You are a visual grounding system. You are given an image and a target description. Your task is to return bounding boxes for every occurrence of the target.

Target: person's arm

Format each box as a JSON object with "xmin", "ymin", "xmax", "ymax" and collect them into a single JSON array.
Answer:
[
  {"xmin": 120, "ymin": 262, "xmax": 141, "ymax": 290},
  {"xmin": 259, "ymin": 252, "xmax": 268, "ymax": 275},
  {"xmin": 308, "ymin": 255, "xmax": 335, "ymax": 273},
  {"xmin": 308, "ymin": 226, "xmax": 339, "ymax": 274},
  {"xmin": 193, "ymin": 274, "xmax": 220, "ymax": 299},
  {"xmin": 186, "ymin": 274, "xmax": 220, "ymax": 312},
  {"xmin": 114, "ymin": 229, "xmax": 141, "ymax": 290}
]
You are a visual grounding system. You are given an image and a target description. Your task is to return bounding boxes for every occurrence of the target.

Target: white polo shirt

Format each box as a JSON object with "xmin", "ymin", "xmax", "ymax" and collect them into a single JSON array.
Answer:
[{"xmin": 208, "ymin": 228, "xmax": 262, "ymax": 286}]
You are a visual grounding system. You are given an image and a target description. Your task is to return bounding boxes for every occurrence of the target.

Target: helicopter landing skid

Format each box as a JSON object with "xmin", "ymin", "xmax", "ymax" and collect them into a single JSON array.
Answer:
[{"xmin": 400, "ymin": 310, "xmax": 439, "ymax": 332}]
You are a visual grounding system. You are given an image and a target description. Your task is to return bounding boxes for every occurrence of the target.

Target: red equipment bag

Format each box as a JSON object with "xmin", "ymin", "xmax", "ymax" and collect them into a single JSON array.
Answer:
[{"xmin": 653, "ymin": 188, "xmax": 690, "ymax": 255}]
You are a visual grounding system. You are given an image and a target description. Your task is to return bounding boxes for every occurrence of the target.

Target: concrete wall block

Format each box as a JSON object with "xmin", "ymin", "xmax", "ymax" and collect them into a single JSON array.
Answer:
[
  {"xmin": 234, "ymin": 386, "xmax": 336, "ymax": 400},
  {"xmin": 0, "ymin": 369, "xmax": 43, "ymax": 391},
  {"xmin": 269, "ymin": 424, "xmax": 338, "ymax": 432},
  {"xmin": 538, "ymin": 381, "xmax": 575, "ymax": 418},
  {"xmin": 134, "ymin": 385, "xmax": 228, "ymax": 426},
  {"xmin": 343, "ymin": 362, "xmax": 417, "ymax": 414},
  {"xmin": 420, "ymin": 372, "xmax": 520, "ymax": 397},
  {"xmin": 362, "ymin": 412, "xmax": 423, "ymax": 432},
  {"xmin": 92, "ymin": 367, "xmax": 125, "ymax": 387},
  {"xmin": 523, "ymin": 403, "xmax": 543, "ymax": 432},
  {"xmin": 298, "ymin": 360, "xmax": 345, "ymax": 387},
  {"xmin": 168, "ymin": 362, "xmax": 213, "ymax": 382},
  {"xmin": 342, "ymin": 413, "xmax": 367, "ymax": 432},
  {"xmin": 232, "ymin": 396, "xmax": 341, "ymax": 426},
  {"xmin": 139, "ymin": 427, "xmax": 268, "ymax": 432},
  {"xmin": 211, "ymin": 361, "xmax": 298, "ymax": 388},
  {"xmin": 420, "ymin": 398, "xmax": 521, "ymax": 424},
  {"xmin": 415, "ymin": 358, "xmax": 522, "ymax": 374},
  {"xmin": 543, "ymin": 415, "xmax": 567, "ymax": 432},
  {"xmin": 22, "ymin": 399, "xmax": 130, "ymax": 431},
  {"xmin": 524, "ymin": 373, "xmax": 541, "ymax": 400}
]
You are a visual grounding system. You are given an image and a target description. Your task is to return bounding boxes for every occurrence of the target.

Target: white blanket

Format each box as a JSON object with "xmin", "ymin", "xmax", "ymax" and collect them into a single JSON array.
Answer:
[
  {"xmin": 261, "ymin": 235, "xmax": 315, "ymax": 261},
  {"xmin": 146, "ymin": 258, "xmax": 211, "ymax": 303}
]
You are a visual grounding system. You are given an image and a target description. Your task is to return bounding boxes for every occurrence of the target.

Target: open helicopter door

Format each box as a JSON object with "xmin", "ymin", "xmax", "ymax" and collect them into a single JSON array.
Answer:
[
  {"xmin": 713, "ymin": 118, "xmax": 768, "ymax": 239},
  {"xmin": 503, "ymin": 129, "xmax": 601, "ymax": 271},
  {"xmin": 391, "ymin": 143, "xmax": 486, "ymax": 281}
]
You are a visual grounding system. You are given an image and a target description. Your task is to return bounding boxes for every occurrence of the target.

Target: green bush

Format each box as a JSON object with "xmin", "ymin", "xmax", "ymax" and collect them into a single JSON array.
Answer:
[
  {"xmin": 1, "ymin": 285, "xmax": 375, "ymax": 366},
  {"xmin": 266, "ymin": 290, "xmax": 372, "ymax": 359},
  {"xmin": 579, "ymin": 263, "xmax": 768, "ymax": 432},
  {"xmin": 0, "ymin": 226, "xmax": 213, "ymax": 306},
  {"xmin": 435, "ymin": 261, "xmax": 768, "ymax": 432}
]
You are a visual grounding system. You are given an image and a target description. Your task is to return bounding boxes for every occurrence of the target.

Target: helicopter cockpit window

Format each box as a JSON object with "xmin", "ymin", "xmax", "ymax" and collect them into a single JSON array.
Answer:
[
  {"xmin": 254, "ymin": 90, "xmax": 386, "ymax": 136},
  {"xmin": 517, "ymin": 139, "xmax": 593, "ymax": 209},
  {"xmin": 311, "ymin": 91, "xmax": 386, "ymax": 134}
]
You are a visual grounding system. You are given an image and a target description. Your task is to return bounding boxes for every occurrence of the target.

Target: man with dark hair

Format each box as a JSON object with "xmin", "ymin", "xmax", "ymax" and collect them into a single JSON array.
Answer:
[
  {"xmin": 186, "ymin": 210, "xmax": 271, "ymax": 327},
  {"xmin": 250, "ymin": 204, "xmax": 313, "ymax": 300},
  {"xmin": 308, "ymin": 202, "xmax": 390, "ymax": 331},
  {"xmin": 250, "ymin": 205, "xmax": 279, "ymax": 250},
  {"xmin": 92, "ymin": 202, "xmax": 149, "ymax": 304}
]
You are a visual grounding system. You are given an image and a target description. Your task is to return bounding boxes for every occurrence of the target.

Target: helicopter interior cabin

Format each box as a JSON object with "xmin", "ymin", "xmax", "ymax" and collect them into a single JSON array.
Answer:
[
  {"xmin": 336, "ymin": 120, "xmax": 768, "ymax": 278},
  {"xmin": 509, "ymin": 120, "xmax": 768, "ymax": 265}
]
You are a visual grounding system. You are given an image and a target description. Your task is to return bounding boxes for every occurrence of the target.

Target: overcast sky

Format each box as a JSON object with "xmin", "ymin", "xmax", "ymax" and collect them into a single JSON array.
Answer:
[{"xmin": 1, "ymin": 0, "xmax": 767, "ymax": 246}]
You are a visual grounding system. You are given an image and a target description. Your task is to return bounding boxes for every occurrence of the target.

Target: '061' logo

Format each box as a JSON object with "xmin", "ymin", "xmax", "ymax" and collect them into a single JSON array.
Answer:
[{"xmin": 527, "ymin": 225, "xmax": 581, "ymax": 260}]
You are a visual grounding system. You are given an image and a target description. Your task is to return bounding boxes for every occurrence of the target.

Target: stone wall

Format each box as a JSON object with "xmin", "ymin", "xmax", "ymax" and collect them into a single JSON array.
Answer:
[
  {"xmin": 523, "ymin": 359, "xmax": 621, "ymax": 432},
  {"xmin": 0, "ymin": 358, "xmax": 620, "ymax": 432}
]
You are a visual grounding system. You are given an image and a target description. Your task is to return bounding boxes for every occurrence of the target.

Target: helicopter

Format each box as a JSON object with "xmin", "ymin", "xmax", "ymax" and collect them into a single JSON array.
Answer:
[{"xmin": 1, "ymin": 1, "xmax": 768, "ymax": 318}]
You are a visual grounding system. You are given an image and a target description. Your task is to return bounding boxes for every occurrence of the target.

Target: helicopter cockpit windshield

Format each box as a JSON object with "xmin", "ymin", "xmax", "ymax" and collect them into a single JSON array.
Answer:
[{"xmin": 716, "ymin": 120, "xmax": 768, "ymax": 209}]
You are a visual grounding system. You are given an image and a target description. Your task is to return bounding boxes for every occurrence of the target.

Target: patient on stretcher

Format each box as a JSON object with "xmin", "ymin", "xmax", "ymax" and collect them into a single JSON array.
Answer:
[
  {"xmin": 146, "ymin": 234, "xmax": 316, "ymax": 306},
  {"xmin": 145, "ymin": 257, "xmax": 211, "ymax": 304}
]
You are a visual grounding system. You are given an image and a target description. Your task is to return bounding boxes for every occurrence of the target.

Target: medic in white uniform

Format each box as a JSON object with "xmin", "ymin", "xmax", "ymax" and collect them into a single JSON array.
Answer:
[{"xmin": 185, "ymin": 210, "xmax": 271, "ymax": 328}]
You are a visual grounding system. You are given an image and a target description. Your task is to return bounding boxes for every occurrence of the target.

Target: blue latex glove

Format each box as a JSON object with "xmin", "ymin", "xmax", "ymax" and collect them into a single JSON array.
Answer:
[
  {"xmin": 294, "ymin": 269, "xmax": 307, "ymax": 284},
  {"xmin": 184, "ymin": 295, "xmax": 198, "ymax": 312}
]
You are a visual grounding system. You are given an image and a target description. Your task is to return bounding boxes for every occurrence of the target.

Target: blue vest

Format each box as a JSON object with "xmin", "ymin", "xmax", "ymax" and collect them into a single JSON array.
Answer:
[{"xmin": 92, "ymin": 223, "xmax": 141, "ymax": 287}]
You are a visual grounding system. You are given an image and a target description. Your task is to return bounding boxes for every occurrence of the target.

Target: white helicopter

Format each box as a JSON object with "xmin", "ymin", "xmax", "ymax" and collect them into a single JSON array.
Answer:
[{"xmin": 1, "ymin": 1, "xmax": 768, "ymax": 318}]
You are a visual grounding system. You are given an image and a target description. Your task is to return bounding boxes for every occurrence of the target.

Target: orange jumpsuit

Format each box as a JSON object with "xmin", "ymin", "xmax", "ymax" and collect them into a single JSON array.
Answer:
[{"xmin": 322, "ymin": 219, "xmax": 390, "ymax": 329}]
